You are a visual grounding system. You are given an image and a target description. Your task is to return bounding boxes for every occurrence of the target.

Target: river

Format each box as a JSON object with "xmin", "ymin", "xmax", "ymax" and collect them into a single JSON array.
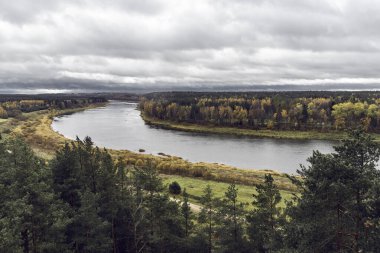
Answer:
[{"xmin": 52, "ymin": 101, "xmax": 336, "ymax": 174}]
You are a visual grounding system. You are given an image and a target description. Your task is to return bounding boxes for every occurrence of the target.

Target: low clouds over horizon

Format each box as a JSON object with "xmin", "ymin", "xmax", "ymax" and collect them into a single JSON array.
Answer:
[{"xmin": 1, "ymin": 0, "xmax": 380, "ymax": 92}]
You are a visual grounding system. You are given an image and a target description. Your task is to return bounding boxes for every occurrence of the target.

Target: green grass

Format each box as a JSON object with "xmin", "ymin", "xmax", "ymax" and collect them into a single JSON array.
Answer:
[
  {"xmin": 161, "ymin": 175, "xmax": 294, "ymax": 209},
  {"xmin": 142, "ymin": 113, "xmax": 380, "ymax": 142}
]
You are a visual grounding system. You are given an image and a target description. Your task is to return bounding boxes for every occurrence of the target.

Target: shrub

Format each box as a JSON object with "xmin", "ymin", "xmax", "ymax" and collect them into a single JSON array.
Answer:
[{"xmin": 169, "ymin": 181, "xmax": 181, "ymax": 195}]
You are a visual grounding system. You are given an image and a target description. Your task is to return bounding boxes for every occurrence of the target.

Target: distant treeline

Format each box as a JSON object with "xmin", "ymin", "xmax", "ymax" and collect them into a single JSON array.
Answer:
[
  {"xmin": 0, "ymin": 94, "xmax": 107, "ymax": 118},
  {"xmin": 1, "ymin": 130, "xmax": 380, "ymax": 252},
  {"xmin": 140, "ymin": 91, "xmax": 380, "ymax": 132}
]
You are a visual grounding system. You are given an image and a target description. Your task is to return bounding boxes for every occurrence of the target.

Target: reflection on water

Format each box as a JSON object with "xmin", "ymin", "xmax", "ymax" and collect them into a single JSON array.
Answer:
[{"xmin": 52, "ymin": 101, "xmax": 336, "ymax": 174}]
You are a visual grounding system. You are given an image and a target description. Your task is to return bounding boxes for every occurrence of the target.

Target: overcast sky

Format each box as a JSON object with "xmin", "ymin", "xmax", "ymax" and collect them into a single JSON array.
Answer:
[{"xmin": 1, "ymin": 0, "xmax": 380, "ymax": 92}]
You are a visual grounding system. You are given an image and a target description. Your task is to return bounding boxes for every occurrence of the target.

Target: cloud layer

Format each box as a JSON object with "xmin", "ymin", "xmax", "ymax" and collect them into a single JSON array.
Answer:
[{"xmin": 1, "ymin": 0, "xmax": 380, "ymax": 91}]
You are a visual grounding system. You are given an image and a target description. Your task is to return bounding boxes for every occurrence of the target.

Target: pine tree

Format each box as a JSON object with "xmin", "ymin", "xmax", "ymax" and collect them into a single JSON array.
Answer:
[
  {"xmin": 285, "ymin": 129, "xmax": 380, "ymax": 252},
  {"xmin": 334, "ymin": 128, "xmax": 380, "ymax": 251},
  {"xmin": 114, "ymin": 158, "xmax": 137, "ymax": 252},
  {"xmin": 247, "ymin": 174, "xmax": 283, "ymax": 253},
  {"xmin": 67, "ymin": 190, "xmax": 112, "ymax": 252},
  {"xmin": 52, "ymin": 137, "xmax": 119, "ymax": 252},
  {"xmin": 0, "ymin": 137, "xmax": 70, "ymax": 253},
  {"xmin": 215, "ymin": 184, "xmax": 248, "ymax": 253},
  {"xmin": 130, "ymin": 160, "xmax": 186, "ymax": 252},
  {"xmin": 366, "ymin": 178, "xmax": 380, "ymax": 250},
  {"xmin": 181, "ymin": 188, "xmax": 192, "ymax": 238},
  {"xmin": 198, "ymin": 185, "xmax": 215, "ymax": 253},
  {"xmin": 52, "ymin": 143, "xmax": 82, "ymax": 208}
]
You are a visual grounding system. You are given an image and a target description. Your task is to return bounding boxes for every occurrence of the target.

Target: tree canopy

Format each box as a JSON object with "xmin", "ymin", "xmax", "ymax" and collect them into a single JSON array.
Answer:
[{"xmin": 1, "ymin": 129, "xmax": 379, "ymax": 252}]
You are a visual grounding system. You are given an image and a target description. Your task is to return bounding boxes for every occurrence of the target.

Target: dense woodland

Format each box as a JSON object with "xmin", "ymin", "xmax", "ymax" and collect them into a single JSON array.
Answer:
[
  {"xmin": 140, "ymin": 91, "xmax": 380, "ymax": 132},
  {"xmin": 1, "ymin": 129, "xmax": 380, "ymax": 252},
  {"xmin": 0, "ymin": 96, "xmax": 107, "ymax": 119}
]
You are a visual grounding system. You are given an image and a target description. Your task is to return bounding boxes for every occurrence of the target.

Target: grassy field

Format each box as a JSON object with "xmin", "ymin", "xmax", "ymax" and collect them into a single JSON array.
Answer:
[
  {"xmin": 162, "ymin": 175, "xmax": 294, "ymax": 209},
  {"xmin": 142, "ymin": 113, "xmax": 380, "ymax": 142}
]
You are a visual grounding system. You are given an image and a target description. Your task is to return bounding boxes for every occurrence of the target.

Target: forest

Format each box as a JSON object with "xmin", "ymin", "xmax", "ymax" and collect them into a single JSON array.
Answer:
[
  {"xmin": 1, "ymin": 129, "xmax": 380, "ymax": 252},
  {"xmin": 140, "ymin": 91, "xmax": 380, "ymax": 132},
  {"xmin": 0, "ymin": 95, "xmax": 107, "ymax": 119}
]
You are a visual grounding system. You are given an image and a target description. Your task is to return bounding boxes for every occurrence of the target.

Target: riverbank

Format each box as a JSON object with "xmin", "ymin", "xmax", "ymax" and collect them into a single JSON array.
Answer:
[
  {"xmin": 141, "ymin": 113, "xmax": 380, "ymax": 142},
  {"xmin": 5, "ymin": 103, "xmax": 297, "ymax": 192},
  {"xmin": 10, "ymin": 103, "xmax": 107, "ymax": 159}
]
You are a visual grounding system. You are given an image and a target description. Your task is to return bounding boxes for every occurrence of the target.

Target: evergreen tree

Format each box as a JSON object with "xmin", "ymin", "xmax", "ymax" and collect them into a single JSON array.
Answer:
[
  {"xmin": 52, "ymin": 142, "xmax": 82, "ymax": 208},
  {"xmin": 215, "ymin": 184, "xmax": 248, "ymax": 253},
  {"xmin": 52, "ymin": 137, "xmax": 119, "ymax": 252},
  {"xmin": 285, "ymin": 129, "xmax": 380, "ymax": 252},
  {"xmin": 181, "ymin": 188, "xmax": 193, "ymax": 238},
  {"xmin": 0, "ymin": 137, "xmax": 70, "ymax": 253},
  {"xmin": 247, "ymin": 174, "xmax": 283, "ymax": 253},
  {"xmin": 366, "ymin": 178, "xmax": 380, "ymax": 250},
  {"xmin": 67, "ymin": 190, "xmax": 112, "ymax": 252},
  {"xmin": 129, "ymin": 160, "xmax": 186, "ymax": 252},
  {"xmin": 198, "ymin": 185, "xmax": 215, "ymax": 253},
  {"xmin": 334, "ymin": 128, "xmax": 380, "ymax": 251}
]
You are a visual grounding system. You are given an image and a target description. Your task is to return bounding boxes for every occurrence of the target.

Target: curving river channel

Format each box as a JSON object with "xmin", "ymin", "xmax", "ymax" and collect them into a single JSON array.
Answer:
[{"xmin": 52, "ymin": 101, "xmax": 336, "ymax": 174}]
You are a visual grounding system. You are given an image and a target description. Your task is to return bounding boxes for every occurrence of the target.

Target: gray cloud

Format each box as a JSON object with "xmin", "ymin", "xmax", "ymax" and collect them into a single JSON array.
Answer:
[{"xmin": 1, "ymin": 0, "xmax": 380, "ymax": 92}]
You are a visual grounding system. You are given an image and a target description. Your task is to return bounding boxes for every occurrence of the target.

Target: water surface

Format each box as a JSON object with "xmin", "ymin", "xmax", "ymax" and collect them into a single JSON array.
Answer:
[{"xmin": 52, "ymin": 101, "xmax": 336, "ymax": 174}]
